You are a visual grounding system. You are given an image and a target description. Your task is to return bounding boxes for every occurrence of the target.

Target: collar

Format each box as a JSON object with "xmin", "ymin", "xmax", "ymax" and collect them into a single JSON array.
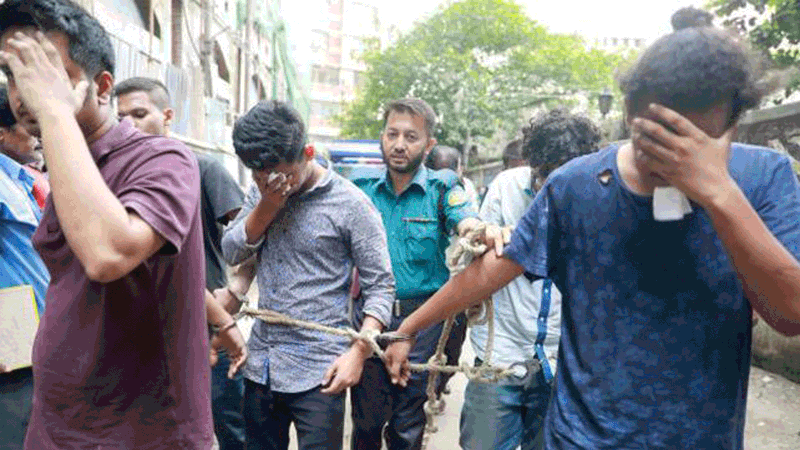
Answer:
[
  {"xmin": 89, "ymin": 119, "xmax": 138, "ymax": 162},
  {"xmin": 378, "ymin": 165, "xmax": 429, "ymax": 196},
  {"xmin": 0, "ymin": 152, "xmax": 32, "ymax": 186}
]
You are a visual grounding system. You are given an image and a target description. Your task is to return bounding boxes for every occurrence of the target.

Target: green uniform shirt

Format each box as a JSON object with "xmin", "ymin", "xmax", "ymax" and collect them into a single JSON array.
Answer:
[{"xmin": 353, "ymin": 166, "xmax": 477, "ymax": 300}]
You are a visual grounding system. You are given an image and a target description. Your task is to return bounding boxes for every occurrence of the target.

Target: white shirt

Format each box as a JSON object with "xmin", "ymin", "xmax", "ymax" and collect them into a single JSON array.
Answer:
[{"xmin": 472, "ymin": 166, "xmax": 561, "ymax": 375}]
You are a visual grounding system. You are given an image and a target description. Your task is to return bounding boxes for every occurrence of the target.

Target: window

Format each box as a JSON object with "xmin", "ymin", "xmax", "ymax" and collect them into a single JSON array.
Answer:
[{"xmin": 311, "ymin": 65, "xmax": 340, "ymax": 86}]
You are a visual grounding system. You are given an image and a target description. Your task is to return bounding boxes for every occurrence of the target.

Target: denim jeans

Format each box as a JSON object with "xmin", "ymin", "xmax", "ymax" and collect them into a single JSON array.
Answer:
[
  {"xmin": 211, "ymin": 352, "xmax": 246, "ymax": 450},
  {"xmin": 0, "ymin": 367, "xmax": 33, "ymax": 450},
  {"xmin": 459, "ymin": 359, "xmax": 553, "ymax": 450}
]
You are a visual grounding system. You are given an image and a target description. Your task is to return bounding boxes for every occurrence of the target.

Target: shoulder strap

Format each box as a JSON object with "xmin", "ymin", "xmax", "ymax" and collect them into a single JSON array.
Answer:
[{"xmin": 437, "ymin": 183, "xmax": 448, "ymax": 234}]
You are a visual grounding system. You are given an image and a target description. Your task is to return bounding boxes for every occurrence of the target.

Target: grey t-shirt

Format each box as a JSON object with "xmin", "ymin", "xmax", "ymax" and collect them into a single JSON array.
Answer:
[{"xmin": 196, "ymin": 153, "xmax": 244, "ymax": 290}]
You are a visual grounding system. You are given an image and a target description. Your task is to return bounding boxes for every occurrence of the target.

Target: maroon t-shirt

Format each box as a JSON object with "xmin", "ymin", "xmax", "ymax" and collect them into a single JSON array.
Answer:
[{"xmin": 27, "ymin": 120, "xmax": 212, "ymax": 449}]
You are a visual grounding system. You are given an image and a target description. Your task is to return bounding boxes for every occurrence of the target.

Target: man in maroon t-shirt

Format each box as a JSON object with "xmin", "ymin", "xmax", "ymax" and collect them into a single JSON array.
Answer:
[{"xmin": 0, "ymin": 1, "xmax": 213, "ymax": 448}]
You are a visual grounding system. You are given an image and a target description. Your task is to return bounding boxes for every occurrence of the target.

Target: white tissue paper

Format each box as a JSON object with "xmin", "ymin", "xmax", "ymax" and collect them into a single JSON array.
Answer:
[{"xmin": 653, "ymin": 186, "xmax": 692, "ymax": 221}]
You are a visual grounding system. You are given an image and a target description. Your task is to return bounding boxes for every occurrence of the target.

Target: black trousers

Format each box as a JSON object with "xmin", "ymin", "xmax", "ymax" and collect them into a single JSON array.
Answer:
[
  {"xmin": 243, "ymin": 380, "xmax": 345, "ymax": 450},
  {"xmin": 350, "ymin": 358, "xmax": 428, "ymax": 450},
  {"xmin": 0, "ymin": 367, "xmax": 33, "ymax": 450}
]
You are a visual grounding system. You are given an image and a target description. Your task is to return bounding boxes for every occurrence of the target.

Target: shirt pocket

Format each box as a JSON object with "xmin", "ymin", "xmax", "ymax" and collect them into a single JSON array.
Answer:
[{"xmin": 403, "ymin": 218, "xmax": 439, "ymax": 265}]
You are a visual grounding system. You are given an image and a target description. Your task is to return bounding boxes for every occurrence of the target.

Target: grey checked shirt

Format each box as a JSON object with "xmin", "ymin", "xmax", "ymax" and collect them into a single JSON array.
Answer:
[{"xmin": 221, "ymin": 167, "xmax": 394, "ymax": 393}]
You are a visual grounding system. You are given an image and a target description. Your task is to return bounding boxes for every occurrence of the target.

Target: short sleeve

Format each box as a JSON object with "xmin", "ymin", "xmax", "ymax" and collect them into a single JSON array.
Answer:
[
  {"xmin": 503, "ymin": 182, "xmax": 558, "ymax": 280},
  {"xmin": 444, "ymin": 183, "xmax": 478, "ymax": 232},
  {"xmin": 117, "ymin": 142, "xmax": 200, "ymax": 254},
  {"xmin": 200, "ymin": 156, "xmax": 244, "ymax": 224},
  {"xmin": 754, "ymin": 156, "xmax": 800, "ymax": 260}
]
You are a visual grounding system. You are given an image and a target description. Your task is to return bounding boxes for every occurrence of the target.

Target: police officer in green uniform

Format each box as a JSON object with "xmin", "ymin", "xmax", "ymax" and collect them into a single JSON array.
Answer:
[{"xmin": 350, "ymin": 98, "xmax": 481, "ymax": 450}]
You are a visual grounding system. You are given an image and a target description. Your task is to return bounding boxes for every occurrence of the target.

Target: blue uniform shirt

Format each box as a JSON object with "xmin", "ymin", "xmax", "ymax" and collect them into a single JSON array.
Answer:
[
  {"xmin": 0, "ymin": 153, "xmax": 48, "ymax": 314},
  {"xmin": 352, "ymin": 165, "xmax": 477, "ymax": 300},
  {"xmin": 504, "ymin": 143, "xmax": 800, "ymax": 449}
]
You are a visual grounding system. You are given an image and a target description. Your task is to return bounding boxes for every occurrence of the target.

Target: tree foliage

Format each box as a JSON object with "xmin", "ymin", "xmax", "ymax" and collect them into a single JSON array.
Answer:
[
  {"xmin": 710, "ymin": 0, "xmax": 800, "ymax": 98},
  {"xmin": 337, "ymin": 0, "xmax": 624, "ymax": 153}
]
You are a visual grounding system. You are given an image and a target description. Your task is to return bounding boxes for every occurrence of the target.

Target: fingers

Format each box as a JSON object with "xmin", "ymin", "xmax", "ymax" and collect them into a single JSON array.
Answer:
[
  {"xmin": 34, "ymin": 31, "xmax": 65, "ymax": 71},
  {"xmin": 6, "ymin": 32, "xmax": 46, "ymax": 68},
  {"xmin": 647, "ymin": 104, "xmax": 701, "ymax": 138},
  {"xmin": 0, "ymin": 48, "xmax": 25, "ymax": 78},
  {"xmin": 228, "ymin": 348, "xmax": 247, "ymax": 379}
]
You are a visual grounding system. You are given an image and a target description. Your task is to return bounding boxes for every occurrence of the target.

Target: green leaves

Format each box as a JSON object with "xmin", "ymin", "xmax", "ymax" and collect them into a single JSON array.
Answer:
[
  {"xmin": 337, "ymin": 0, "xmax": 622, "ymax": 154},
  {"xmin": 711, "ymin": 0, "xmax": 800, "ymax": 96}
]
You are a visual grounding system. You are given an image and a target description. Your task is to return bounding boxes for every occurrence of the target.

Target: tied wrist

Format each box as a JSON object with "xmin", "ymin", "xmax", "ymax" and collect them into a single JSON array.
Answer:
[{"xmin": 211, "ymin": 321, "xmax": 237, "ymax": 334}]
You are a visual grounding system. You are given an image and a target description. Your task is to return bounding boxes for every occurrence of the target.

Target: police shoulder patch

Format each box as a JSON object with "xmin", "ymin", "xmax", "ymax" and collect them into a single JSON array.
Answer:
[{"xmin": 447, "ymin": 190, "xmax": 467, "ymax": 207}]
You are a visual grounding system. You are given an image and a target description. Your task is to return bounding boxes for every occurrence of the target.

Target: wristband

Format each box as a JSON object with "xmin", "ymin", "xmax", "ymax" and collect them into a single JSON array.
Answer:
[{"xmin": 211, "ymin": 321, "xmax": 237, "ymax": 334}]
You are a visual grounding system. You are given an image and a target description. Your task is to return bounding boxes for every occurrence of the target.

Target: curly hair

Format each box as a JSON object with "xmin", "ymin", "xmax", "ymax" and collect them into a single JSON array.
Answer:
[
  {"xmin": 232, "ymin": 100, "xmax": 306, "ymax": 171},
  {"xmin": 618, "ymin": 7, "xmax": 774, "ymax": 127},
  {"xmin": 0, "ymin": 0, "xmax": 115, "ymax": 77},
  {"xmin": 522, "ymin": 108, "xmax": 601, "ymax": 182}
]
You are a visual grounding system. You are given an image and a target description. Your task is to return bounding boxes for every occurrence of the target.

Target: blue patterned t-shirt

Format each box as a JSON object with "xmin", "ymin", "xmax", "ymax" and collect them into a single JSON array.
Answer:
[{"xmin": 504, "ymin": 143, "xmax": 800, "ymax": 449}]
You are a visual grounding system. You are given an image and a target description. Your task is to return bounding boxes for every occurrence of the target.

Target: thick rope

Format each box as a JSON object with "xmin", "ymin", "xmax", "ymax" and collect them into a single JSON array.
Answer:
[
  {"xmin": 235, "ymin": 306, "xmax": 517, "ymax": 382},
  {"xmin": 236, "ymin": 222, "xmax": 516, "ymax": 449}
]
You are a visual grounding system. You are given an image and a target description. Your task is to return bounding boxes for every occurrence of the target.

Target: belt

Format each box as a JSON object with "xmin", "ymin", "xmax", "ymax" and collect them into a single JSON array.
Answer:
[{"xmin": 394, "ymin": 294, "xmax": 435, "ymax": 317}]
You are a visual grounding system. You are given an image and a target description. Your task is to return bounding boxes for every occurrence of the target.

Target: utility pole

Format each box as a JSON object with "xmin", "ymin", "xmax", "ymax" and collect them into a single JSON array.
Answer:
[
  {"xmin": 243, "ymin": 0, "xmax": 253, "ymax": 111},
  {"xmin": 200, "ymin": 0, "xmax": 214, "ymax": 97}
]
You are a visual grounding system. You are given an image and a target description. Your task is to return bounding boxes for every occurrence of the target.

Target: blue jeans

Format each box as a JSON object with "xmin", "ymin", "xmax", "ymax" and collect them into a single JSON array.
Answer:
[
  {"xmin": 0, "ymin": 367, "xmax": 33, "ymax": 450},
  {"xmin": 211, "ymin": 352, "xmax": 246, "ymax": 450},
  {"xmin": 459, "ymin": 359, "xmax": 552, "ymax": 450}
]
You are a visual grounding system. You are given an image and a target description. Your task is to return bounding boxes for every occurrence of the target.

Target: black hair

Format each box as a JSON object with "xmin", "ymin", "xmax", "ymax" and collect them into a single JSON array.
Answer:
[
  {"xmin": 522, "ymin": 108, "xmax": 601, "ymax": 182},
  {"xmin": 114, "ymin": 77, "xmax": 171, "ymax": 110},
  {"xmin": 232, "ymin": 100, "xmax": 306, "ymax": 170},
  {"xmin": 618, "ymin": 7, "xmax": 774, "ymax": 127},
  {"xmin": 0, "ymin": 0, "xmax": 115, "ymax": 77},
  {"xmin": 502, "ymin": 139, "xmax": 523, "ymax": 167},
  {"xmin": 383, "ymin": 98, "xmax": 437, "ymax": 139},
  {"xmin": 0, "ymin": 85, "xmax": 16, "ymax": 128},
  {"xmin": 425, "ymin": 145, "xmax": 460, "ymax": 171}
]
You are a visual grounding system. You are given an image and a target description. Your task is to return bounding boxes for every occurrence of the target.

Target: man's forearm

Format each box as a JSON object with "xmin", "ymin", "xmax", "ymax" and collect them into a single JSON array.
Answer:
[
  {"xmin": 244, "ymin": 201, "xmax": 281, "ymax": 244},
  {"xmin": 39, "ymin": 110, "xmax": 146, "ymax": 279},
  {"xmin": 706, "ymin": 185, "xmax": 800, "ymax": 335},
  {"xmin": 398, "ymin": 252, "xmax": 522, "ymax": 336}
]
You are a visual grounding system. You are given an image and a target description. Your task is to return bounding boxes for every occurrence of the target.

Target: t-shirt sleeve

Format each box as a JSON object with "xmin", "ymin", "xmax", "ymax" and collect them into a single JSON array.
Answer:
[
  {"xmin": 117, "ymin": 141, "xmax": 200, "ymax": 254},
  {"xmin": 754, "ymin": 155, "xmax": 800, "ymax": 260},
  {"xmin": 201, "ymin": 157, "xmax": 245, "ymax": 224},
  {"xmin": 503, "ymin": 182, "xmax": 558, "ymax": 280}
]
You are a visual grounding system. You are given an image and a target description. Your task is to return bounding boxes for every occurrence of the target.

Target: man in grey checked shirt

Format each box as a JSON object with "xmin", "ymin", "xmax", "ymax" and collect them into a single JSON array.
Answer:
[{"xmin": 221, "ymin": 101, "xmax": 395, "ymax": 450}]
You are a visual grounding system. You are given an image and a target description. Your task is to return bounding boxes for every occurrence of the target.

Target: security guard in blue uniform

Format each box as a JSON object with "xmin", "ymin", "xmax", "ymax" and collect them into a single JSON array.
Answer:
[{"xmin": 350, "ymin": 98, "xmax": 481, "ymax": 450}]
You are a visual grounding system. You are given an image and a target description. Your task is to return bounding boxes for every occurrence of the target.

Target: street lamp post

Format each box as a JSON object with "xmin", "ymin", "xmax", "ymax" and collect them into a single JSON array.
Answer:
[{"xmin": 598, "ymin": 87, "xmax": 614, "ymax": 119}]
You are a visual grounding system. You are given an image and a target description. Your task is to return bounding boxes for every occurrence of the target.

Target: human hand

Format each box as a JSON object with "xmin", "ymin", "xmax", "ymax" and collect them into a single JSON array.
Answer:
[
  {"xmin": 0, "ymin": 31, "xmax": 90, "ymax": 119},
  {"xmin": 383, "ymin": 339, "xmax": 414, "ymax": 387},
  {"xmin": 481, "ymin": 223, "xmax": 512, "ymax": 256},
  {"xmin": 210, "ymin": 323, "xmax": 248, "ymax": 379},
  {"xmin": 213, "ymin": 287, "xmax": 242, "ymax": 314},
  {"xmin": 631, "ymin": 104, "xmax": 738, "ymax": 208},
  {"xmin": 0, "ymin": 363, "xmax": 7, "ymax": 374},
  {"xmin": 253, "ymin": 171, "xmax": 294, "ymax": 209},
  {"xmin": 321, "ymin": 346, "xmax": 369, "ymax": 394}
]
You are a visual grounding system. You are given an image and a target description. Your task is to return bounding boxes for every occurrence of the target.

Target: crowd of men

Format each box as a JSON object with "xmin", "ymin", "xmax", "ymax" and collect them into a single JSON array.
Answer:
[{"xmin": 2, "ymin": 1, "xmax": 800, "ymax": 450}]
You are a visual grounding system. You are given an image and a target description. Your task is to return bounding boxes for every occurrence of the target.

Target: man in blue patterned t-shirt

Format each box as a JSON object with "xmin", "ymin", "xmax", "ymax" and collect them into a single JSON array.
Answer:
[{"xmin": 383, "ymin": 9, "xmax": 800, "ymax": 449}]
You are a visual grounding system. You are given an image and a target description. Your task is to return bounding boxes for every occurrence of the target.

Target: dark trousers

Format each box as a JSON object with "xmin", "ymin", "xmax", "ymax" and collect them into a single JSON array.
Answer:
[
  {"xmin": 0, "ymin": 368, "xmax": 33, "ymax": 450},
  {"xmin": 243, "ymin": 379, "xmax": 345, "ymax": 450},
  {"xmin": 212, "ymin": 352, "xmax": 246, "ymax": 450},
  {"xmin": 350, "ymin": 358, "xmax": 428, "ymax": 450}
]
